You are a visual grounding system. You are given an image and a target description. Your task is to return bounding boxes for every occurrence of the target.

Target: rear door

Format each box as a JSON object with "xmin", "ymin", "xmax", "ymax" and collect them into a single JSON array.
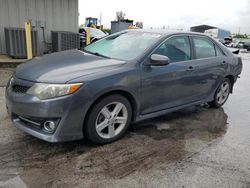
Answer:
[{"xmin": 188, "ymin": 35, "xmax": 227, "ymax": 100}]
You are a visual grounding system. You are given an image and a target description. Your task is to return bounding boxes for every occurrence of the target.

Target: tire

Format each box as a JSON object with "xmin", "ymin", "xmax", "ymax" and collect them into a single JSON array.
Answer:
[
  {"xmin": 209, "ymin": 78, "xmax": 231, "ymax": 108},
  {"xmin": 85, "ymin": 94, "xmax": 132, "ymax": 144}
]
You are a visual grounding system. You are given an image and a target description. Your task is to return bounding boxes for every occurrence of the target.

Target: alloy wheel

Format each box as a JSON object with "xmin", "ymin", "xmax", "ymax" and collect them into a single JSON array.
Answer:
[
  {"xmin": 216, "ymin": 82, "xmax": 230, "ymax": 105},
  {"xmin": 95, "ymin": 102, "xmax": 128, "ymax": 139}
]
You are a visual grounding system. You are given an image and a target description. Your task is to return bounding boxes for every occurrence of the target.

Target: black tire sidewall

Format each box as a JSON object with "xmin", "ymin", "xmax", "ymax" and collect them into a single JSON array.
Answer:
[{"xmin": 85, "ymin": 95, "xmax": 132, "ymax": 144}]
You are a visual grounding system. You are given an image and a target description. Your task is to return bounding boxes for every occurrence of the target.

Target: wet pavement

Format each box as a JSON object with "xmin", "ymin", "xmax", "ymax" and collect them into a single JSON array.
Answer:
[{"xmin": 0, "ymin": 54, "xmax": 250, "ymax": 188}]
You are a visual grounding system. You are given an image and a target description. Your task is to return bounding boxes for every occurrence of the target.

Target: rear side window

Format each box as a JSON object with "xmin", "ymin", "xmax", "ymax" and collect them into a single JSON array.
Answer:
[
  {"xmin": 215, "ymin": 45, "xmax": 225, "ymax": 56},
  {"xmin": 193, "ymin": 36, "xmax": 216, "ymax": 59},
  {"xmin": 154, "ymin": 36, "xmax": 191, "ymax": 63}
]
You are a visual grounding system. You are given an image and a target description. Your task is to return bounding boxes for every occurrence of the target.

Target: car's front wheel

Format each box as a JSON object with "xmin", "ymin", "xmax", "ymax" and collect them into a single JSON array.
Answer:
[
  {"xmin": 209, "ymin": 78, "xmax": 231, "ymax": 108},
  {"xmin": 85, "ymin": 94, "xmax": 132, "ymax": 144}
]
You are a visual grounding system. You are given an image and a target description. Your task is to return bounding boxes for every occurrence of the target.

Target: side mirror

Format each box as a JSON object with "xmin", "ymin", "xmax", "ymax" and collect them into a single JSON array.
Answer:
[
  {"xmin": 232, "ymin": 49, "xmax": 240, "ymax": 54},
  {"xmin": 150, "ymin": 54, "xmax": 170, "ymax": 66}
]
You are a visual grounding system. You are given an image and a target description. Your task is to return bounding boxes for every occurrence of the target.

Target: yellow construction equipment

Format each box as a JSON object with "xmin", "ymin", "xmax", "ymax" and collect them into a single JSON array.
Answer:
[
  {"xmin": 128, "ymin": 25, "xmax": 138, "ymax": 29},
  {"xmin": 85, "ymin": 17, "xmax": 103, "ymax": 30}
]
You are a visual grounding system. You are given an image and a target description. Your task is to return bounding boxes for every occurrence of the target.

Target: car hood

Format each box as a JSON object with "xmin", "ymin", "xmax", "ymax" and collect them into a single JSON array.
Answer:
[{"xmin": 15, "ymin": 50, "xmax": 126, "ymax": 83}]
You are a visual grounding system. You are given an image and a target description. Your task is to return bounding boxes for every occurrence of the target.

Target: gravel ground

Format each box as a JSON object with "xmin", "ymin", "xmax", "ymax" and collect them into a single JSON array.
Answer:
[
  {"xmin": 0, "ymin": 54, "xmax": 250, "ymax": 188},
  {"xmin": 0, "ymin": 68, "xmax": 14, "ymax": 86}
]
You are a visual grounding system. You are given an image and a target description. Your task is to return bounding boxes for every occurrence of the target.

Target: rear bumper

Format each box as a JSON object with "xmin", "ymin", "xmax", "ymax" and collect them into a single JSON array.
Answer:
[{"xmin": 5, "ymin": 77, "xmax": 89, "ymax": 142}]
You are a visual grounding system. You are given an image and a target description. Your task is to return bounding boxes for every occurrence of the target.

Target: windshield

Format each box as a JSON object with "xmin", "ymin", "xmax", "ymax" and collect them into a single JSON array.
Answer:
[{"xmin": 84, "ymin": 32, "xmax": 162, "ymax": 61}]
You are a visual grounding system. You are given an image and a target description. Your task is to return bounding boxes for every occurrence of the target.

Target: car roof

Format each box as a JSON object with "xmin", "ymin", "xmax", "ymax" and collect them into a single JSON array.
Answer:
[
  {"xmin": 125, "ymin": 29, "xmax": 234, "ymax": 57},
  {"xmin": 125, "ymin": 29, "xmax": 208, "ymax": 37}
]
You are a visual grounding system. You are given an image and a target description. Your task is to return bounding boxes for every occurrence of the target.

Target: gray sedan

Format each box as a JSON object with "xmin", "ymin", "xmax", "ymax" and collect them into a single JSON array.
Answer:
[{"xmin": 5, "ymin": 30, "xmax": 242, "ymax": 144}]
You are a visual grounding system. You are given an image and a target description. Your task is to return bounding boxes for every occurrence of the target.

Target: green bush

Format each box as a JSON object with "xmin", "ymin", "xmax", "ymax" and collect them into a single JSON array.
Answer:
[
  {"xmin": 103, "ymin": 28, "xmax": 111, "ymax": 34},
  {"xmin": 233, "ymin": 34, "xmax": 248, "ymax": 39}
]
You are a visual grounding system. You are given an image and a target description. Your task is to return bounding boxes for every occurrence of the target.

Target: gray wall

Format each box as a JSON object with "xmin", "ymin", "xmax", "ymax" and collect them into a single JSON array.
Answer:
[
  {"xmin": 111, "ymin": 22, "xmax": 131, "ymax": 34},
  {"xmin": 0, "ymin": 0, "xmax": 78, "ymax": 55}
]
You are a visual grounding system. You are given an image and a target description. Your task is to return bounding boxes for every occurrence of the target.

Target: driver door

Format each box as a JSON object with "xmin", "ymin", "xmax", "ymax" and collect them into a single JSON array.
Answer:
[{"xmin": 140, "ymin": 35, "xmax": 199, "ymax": 114}]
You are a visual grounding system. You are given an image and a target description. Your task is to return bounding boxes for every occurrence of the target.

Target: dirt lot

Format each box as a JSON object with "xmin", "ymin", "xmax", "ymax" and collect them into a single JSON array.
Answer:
[{"xmin": 0, "ymin": 54, "xmax": 250, "ymax": 188}]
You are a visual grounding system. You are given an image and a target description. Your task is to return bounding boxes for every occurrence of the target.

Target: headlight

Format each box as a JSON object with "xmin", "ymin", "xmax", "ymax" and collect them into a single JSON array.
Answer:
[
  {"xmin": 7, "ymin": 77, "xmax": 14, "ymax": 89},
  {"xmin": 27, "ymin": 83, "xmax": 82, "ymax": 100}
]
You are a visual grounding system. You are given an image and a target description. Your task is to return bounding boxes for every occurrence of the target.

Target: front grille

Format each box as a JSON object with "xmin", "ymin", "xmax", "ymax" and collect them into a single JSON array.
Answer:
[{"xmin": 12, "ymin": 85, "xmax": 30, "ymax": 93}]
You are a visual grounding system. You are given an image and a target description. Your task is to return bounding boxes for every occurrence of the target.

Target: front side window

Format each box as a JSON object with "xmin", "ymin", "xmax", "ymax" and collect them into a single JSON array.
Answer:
[
  {"xmin": 84, "ymin": 32, "xmax": 162, "ymax": 61},
  {"xmin": 154, "ymin": 36, "xmax": 191, "ymax": 63},
  {"xmin": 193, "ymin": 36, "xmax": 216, "ymax": 59}
]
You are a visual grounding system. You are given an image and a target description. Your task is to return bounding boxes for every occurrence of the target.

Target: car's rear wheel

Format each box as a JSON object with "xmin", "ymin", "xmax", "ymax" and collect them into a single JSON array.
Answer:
[
  {"xmin": 85, "ymin": 95, "xmax": 132, "ymax": 144},
  {"xmin": 209, "ymin": 78, "xmax": 231, "ymax": 108}
]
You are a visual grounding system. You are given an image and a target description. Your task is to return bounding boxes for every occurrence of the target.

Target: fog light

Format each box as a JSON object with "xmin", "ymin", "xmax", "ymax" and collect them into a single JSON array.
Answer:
[{"xmin": 43, "ymin": 121, "xmax": 56, "ymax": 132}]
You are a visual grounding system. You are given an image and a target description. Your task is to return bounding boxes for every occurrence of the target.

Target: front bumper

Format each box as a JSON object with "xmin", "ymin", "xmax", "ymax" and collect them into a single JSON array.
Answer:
[{"xmin": 5, "ymin": 77, "xmax": 88, "ymax": 142}]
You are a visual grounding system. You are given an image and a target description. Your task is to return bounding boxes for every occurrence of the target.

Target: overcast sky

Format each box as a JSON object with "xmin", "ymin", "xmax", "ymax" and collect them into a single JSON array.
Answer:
[{"xmin": 79, "ymin": 0, "xmax": 250, "ymax": 34}]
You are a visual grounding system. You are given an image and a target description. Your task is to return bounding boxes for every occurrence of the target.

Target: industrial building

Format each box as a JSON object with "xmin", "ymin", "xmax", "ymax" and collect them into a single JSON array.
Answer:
[
  {"xmin": 190, "ymin": 24, "xmax": 231, "ymax": 39},
  {"xmin": 111, "ymin": 20, "xmax": 134, "ymax": 34},
  {"xmin": 0, "ymin": 0, "xmax": 78, "ymax": 56}
]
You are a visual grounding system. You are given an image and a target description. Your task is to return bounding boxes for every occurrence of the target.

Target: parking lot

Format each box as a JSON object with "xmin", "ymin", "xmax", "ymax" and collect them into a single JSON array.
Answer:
[{"xmin": 0, "ymin": 53, "xmax": 250, "ymax": 188}]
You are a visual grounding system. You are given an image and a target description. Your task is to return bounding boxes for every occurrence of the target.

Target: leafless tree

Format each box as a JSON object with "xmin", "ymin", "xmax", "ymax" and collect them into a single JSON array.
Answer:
[
  {"xmin": 135, "ymin": 22, "xmax": 143, "ymax": 29},
  {"xmin": 116, "ymin": 11, "xmax": 126, "ymax": 22}
]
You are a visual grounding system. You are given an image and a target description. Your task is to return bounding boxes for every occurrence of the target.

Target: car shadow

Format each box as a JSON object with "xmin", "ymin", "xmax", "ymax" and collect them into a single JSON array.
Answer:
[{"xmin": 129, "ymin": 105, "xmax": 228, "ymax": 140}]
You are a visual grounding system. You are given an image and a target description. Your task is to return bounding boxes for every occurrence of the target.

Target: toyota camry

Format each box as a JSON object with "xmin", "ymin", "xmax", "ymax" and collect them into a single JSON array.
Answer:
[{"xmin": 5, "ymin": 30, "xmax": 242, "ymax": 144}]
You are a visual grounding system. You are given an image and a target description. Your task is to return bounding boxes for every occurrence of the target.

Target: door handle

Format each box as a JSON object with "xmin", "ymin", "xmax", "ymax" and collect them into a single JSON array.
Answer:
[
  {"xmin": 186, "ymin": 66, "xmax": 195, "ymax": 72},
  {"xmin": 186, "ymin": 66, "xmax": 199, "ymax": 72}
]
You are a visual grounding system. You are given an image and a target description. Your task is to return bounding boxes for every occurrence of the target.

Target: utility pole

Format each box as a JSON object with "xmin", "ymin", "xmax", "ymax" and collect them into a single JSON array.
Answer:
[{"xmin": 100, "ymin": 13, "xmax": 102, "ymax": 26}]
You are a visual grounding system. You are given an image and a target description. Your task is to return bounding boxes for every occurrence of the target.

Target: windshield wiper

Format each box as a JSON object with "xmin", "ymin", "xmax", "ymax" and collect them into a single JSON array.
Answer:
[
  {"xmin": 83, "ymin": 49, "xmax": 111, "ymax": 59},
  {"xmin": 92, "ymin": 52, "xmax": 111, "ymax": 59}
]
